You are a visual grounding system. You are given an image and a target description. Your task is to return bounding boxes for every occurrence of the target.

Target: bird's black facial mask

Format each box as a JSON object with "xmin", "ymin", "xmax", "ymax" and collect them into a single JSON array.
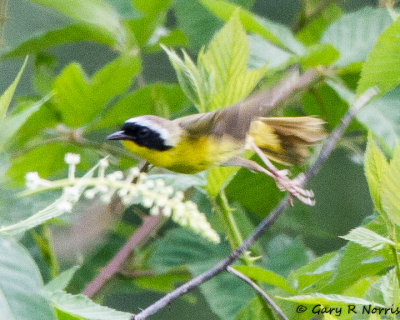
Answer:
[{"xmin": 108, "ymin": 122, "xmax": 172, "ymax": 151}]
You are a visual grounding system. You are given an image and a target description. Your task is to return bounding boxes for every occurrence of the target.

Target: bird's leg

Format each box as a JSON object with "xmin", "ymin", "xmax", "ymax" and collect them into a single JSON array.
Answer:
[
  {"xmin": 248, "ymin": 141, "xmax": 314, "ymax": 205},
  {"xmin": 223, "ymin": 145, "xmax": 314, "ymax": 206}
]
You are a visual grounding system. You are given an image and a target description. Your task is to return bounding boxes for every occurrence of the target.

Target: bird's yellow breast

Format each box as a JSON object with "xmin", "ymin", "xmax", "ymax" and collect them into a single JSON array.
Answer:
[{"xmin": 122, "ymin": 134, "xmax": 243, "ymax": 173}]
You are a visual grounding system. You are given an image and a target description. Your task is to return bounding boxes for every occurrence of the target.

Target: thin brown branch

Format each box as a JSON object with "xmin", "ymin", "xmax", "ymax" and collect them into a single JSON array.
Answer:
[
  {"xmin": 131, "ymin": 87, "xmax": 379, "ymax": 320},
  {"xmin": 226, "ymin": 266, "xmax": 289, "ymax": 320},
  {"xmin": 82, "ymin": 213, "xmax": 163, "ymax": 298}
]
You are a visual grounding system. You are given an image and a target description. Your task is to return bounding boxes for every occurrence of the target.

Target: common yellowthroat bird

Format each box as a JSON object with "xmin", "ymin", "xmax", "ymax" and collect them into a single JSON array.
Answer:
[{"xmin": 107, "ymin": 70, "xmax": 325, "ymax": 205}]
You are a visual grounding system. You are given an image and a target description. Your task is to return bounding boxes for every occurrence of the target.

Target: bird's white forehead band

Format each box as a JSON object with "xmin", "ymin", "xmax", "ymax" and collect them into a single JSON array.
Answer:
[{"xmin": 126, "ymin": 117, "xmax": 177, "ymax": 145}]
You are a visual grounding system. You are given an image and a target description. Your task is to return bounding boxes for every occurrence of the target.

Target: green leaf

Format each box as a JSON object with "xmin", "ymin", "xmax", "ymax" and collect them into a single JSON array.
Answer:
[
  {"xmin": 165, "ymin": 12, "xmax": 265, "ymax": 112},
  {"xmin": 233, "ymin": 266, "xmax": 296, "ymax": 294},
  {"xmin": 128, "ymin": 0, "xmax": 172, "ymax": 47},
  {"xmin": 278, "ymin": 293, "xmax": 383, "ymax": 307},
  {"xmin": 55, "ymin": 309, "xmax": 83, "ymax": 320},
  {"xmin": 3, "ymin": 25, "xmax": 115, "ymax": 58},
  {"xmin": 296, "ymin": 3, "xmax": 342, "ymax": 46},
  {"xmin": 357, "ymin": 88, "xmax": 400, "ymax": 150},
  {"xmin": 0, "ymin": 94, "xmax": 52, "ymax": 150},
  {"xmin": 206, "ymin": 167, "xmax": 239, "ymax": 197},
  {"xmin": 45, "ymin": 267, "xmax": 80, "ymax": 292},
  {"xmin": 90, "ymin": 55, "xmax": 141, "ymax": 107},
  {"xmin": 162, "ymin": 46, "xmax": 211, "ymax": 111},
  {"xmin": 32, "ymin": 0, "xmax": 127, "ymax": 49},
  {"xmin": 380, "ymin": 269, "xmax": 400, "ymax": 307},
  {"xmin": 264, "ymin": 235, "xmax": 310, "ymax": 277},
  {"xmin": 201, "ymin": 12, "xmax": 265, "ymax": 109},
  {"xmin": 321, "ymin": 8, "xmax": 392, "ymax": 68},
  {"xmin": 0, "ymin": 237, "xmax": 55, "ymax": 320},
  {"xmin": 46, "ymin": 291, "xmax": 132, "ymax": 320},
  {"xmin": 52, "ymin": 63, "xmax": 92, "ymax": 127},
  {"xmin": 299, "ymin": 43, "xmax": 339, "ymax": 68},
  {"xmin": 357, "ymin": 17, "xmax": 400, "ymax": 96},
  {"xmin": 134, "ymin": 270, "xmax": 190, "ymax": 293},
  {"xmin": 340, "ymin": 227, "xmax": 395, "ymax": 251},
  {"xmin": 225, "ymin": 155, "xmax": 282, "ymax": 217},
  {"xmin": 235, "ymin": 298, "xmax": 270, "ymax": 320},
  {"xmin": 364, "ymin": 133, "xmax": 388, "ymax": 213},
  {"xmin": 150, "ymin": 228, "xmax": 254, "ymax": 319},
  {"xmin": 175, "ymin": 0, "xmax": 223, "ymax": 51},
  {"xmin": 319, "ymin": 222, "xmax": 392, "ymax": 293},
  {"xmin": 0, "ymin": 56, "xmax": 28, "ymax": 120},
  {"xmin": 6, "ymin": 142, "xmax": 96, "ymax": 185},
  {"xmin": 248, "ymin": 35, "xmax": 292, "ymax": 70},
  {"xmin": 200, "ymin": 0, "xmax": 304, "ymax": 54},
  {"xmin": 381, "ymin": 145, "xmax": 400, "ymax": 226},
  {"xmin": 2, "ymin": 158, "xmax": 100, "ymax": 235},
  {"xmin": 95, "ymin": 82, "xmax": 187, "ymax": 129},
  {"xmin": 302, "ymin": 83, "xmax": 351, "ymax": 130},
  {"xmin": 287, "ymin": 252, "xmax": 337, "ymax": 292},
  {"xmin": 53, "ymin": 56, "xmax": 140, "ymax": 128}
]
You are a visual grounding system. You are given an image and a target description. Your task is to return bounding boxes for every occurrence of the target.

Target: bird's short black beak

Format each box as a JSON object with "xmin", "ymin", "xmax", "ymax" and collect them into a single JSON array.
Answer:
[{"xmin": 107, "ymin": 130, "xmax": 130, "ymax": 141}]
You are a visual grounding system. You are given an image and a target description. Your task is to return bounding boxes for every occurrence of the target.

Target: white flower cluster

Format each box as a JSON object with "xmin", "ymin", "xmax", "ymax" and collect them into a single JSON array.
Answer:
[{"xmin": 24, "ymin": 153, "xmax": 220, "ymax": 243}]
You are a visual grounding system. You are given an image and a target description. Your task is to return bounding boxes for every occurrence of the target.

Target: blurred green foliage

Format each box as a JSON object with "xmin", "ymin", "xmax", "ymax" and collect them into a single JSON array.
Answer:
[{"xmin": 1, "ymin": 0, "xmax": 400, "ymax": 319}]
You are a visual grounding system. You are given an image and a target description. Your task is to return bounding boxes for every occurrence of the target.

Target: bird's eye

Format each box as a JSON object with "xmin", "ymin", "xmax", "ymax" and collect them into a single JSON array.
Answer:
[{"xmin": 138, "ymin": 127, "xmax": 150, "ymax": 138}]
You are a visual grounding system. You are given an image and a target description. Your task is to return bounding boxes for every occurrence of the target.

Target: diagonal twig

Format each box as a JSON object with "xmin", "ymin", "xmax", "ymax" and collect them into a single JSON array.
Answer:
[
  {"xmin": 82, "ymin": 213, "xmax": 163, "ymax": 298},
  {"xmin": 131, "ymin": 87, "xmax": 378, "ymax": 320},
  {"xmin": 226, "ymin": 266, "xmax": 289, "ymax": 320}
]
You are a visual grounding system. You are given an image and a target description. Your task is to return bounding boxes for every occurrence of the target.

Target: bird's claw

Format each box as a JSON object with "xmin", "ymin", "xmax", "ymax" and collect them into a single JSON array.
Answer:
[{"xmin": 273, "ymin": 172, "xmax": 315, "ymax": 206}]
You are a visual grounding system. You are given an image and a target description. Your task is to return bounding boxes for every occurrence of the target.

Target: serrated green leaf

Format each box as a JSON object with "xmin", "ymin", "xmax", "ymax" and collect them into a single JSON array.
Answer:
[
  {"xmin": 90, "ymin": 54, "xmax": 141, "ymax": 107},
  {"xmin": 201, "ymin": 12, "xmax": 265, "ymax": 109},
  {"xmin": 162, "ymin": 46, "xmax": 211, "ymax": 110},
  {"xmin": 380, "ymin": 269, "xmax": 400, "ymax": 307},
  {"xmin": 0, "ymin": 94, "xmax": 52, "ymax": 151},
  {"xmin": 357, "ymin": 17, "xmax": 400, "ymax": 96},
  {"xmin": 0, "ymin": 56, "xmax": 28, "ymax": 120},
  {"xmin": 319, "ymin": 221, "xmax": 392, "ymax": 293},
  {"xmin": 47, "ymin": 291, "xmax": 132, "ymax": 320},
  {"xmin": 357, "ymin": 88, "xmax": 400, "ymax": 150},
  {"xmin": 53, "ymin": 56, "xmax": 140, "ymax": 128},
  {"xmin": 52, "ymin": 63, "xmax": 92, "ymax": 127},
  {"xmin": 200, "ymin": 0, "xmax": 304, "ymax": 54},
  {"xmin": 279, "ymin": 293, "xmax": 383, "ymax": 307},
  {"xmin": 45, "ymin": 267, "xmax": 80, "ymax": 292},
  {"xmin": 2, "ymin": 24, "xmax": 115, "ymax": 59},
  {"xmin": 32, "ymin": 0, "xmax": 127, "ymax": 49},
  {"xmin": 0, "ymin": 237, "xmax": 55, "ymax": 320},
  {"xmin": 340, "ymin": 227, "xmax": 394, "ymax": 251},
  {"xmin": 321, "ymin": 8, "xmax": 392, "ymax": 68},
  {"xmin": 381, "ymin": 144, "xmax": 400, "ymax": 226},
  {"xmin": 364, "ymin": 133, "xmax": 388, "ymax": 213},
  {"xmin": 233, "ymin": 265, "xmax": 296, "ymax": 294}
]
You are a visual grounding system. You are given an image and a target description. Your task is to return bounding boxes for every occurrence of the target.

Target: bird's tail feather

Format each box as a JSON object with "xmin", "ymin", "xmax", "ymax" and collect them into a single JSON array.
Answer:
[{"xmin": 248, "ymin": 116, "xmax": 326, "ymax": 165}]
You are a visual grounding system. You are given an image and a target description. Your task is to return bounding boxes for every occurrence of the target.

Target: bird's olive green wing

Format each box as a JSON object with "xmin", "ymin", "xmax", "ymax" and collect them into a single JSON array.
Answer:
[{"xmin": 175, "ymin": 68, "xmax": 319, "ymax": 140}]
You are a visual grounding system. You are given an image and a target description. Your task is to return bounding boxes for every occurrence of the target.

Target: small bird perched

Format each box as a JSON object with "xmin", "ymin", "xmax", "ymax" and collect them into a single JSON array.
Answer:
[{"xmin": 107, "ymin": 70, "xmax": 325, "ymax": 205}]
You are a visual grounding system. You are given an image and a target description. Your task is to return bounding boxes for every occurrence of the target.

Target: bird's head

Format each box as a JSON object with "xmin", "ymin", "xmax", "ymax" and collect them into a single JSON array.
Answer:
[{"xmin": 107, "ymin": 115, "xmax": 180, "ymax": 151}]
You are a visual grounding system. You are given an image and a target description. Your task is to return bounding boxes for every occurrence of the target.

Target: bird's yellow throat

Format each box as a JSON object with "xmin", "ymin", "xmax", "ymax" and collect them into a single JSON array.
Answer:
[{"xmin": 122, "ymin": 134, "xmax": 242, "ymax": 174}]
